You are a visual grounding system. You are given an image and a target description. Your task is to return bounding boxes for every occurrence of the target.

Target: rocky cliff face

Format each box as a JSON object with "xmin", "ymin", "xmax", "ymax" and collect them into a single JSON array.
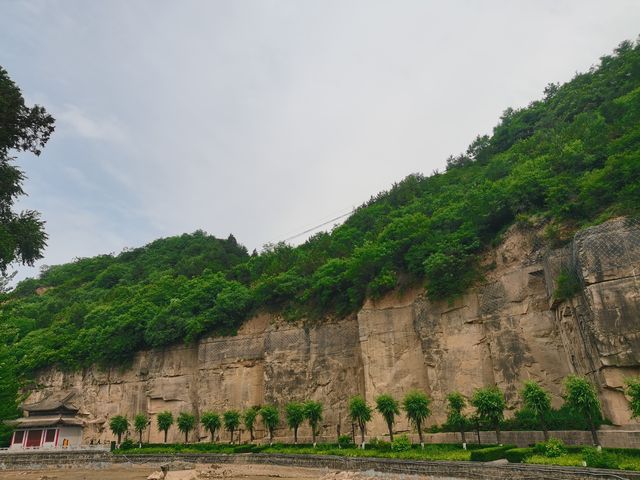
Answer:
[{"xmin": 29, "ymin": 217, "xmax": 640, "ymax": 443}]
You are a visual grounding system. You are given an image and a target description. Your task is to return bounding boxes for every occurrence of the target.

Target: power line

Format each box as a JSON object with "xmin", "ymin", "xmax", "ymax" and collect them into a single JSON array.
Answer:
[{"xmin": 277, "ymin": 209, "xmax": 355, "ymax": 244}]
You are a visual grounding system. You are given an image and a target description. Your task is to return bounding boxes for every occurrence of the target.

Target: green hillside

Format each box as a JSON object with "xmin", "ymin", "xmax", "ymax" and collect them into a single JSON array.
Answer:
[{"xmin": 1, "ymin": 39, "xmax": 640, "ymax": 424}]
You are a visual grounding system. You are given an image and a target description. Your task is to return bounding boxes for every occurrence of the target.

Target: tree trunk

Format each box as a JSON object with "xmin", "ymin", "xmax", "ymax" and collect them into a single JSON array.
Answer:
[
  {"xmin": 460, "ymin": 427, "xmax": 466, "ymax": 447},
  {"xmin": 185, "ymin": 430, "xmax": 188, "ymax": 443},
  {"xmin": 230, "ymin": 428, "xmax": 235, "ymax": 445},
  {"xmin": 417, "ymin": 423, "xmax": 424, "ymax": 449},
  {"xmin": 475, "ymin": 422, "xmax": 481, "ymax": 445},
  {"xmin": 294, "ymin": 426, "xmax": 298, "ymax": 444},
  {"xmin": 312, "ymin": 425, "xmax": 317, "ymax": 448},
  {"xmin": 250, "ymin": 428, "xmax": 254, "ymax": 442},
  {"xmin": 540, "ymin": 412, "xmax": 549, "ymax": 442},
  {"xmin": 117, "ymin": 433, "xmax": 122, "ymax": 444},
  {"xmin": 210, "ymin": 428, "xmax": 215, "ymax": 442},
  {"xmin": 360, "ymin": 423, "xmax": 365, "ymax": 449},
  {"xmin": 351, "ymin": 422, "xmax": 356, "ymax": 443},
  {"xmin": 495, "ymin": 423, "xmax": 501, "ymax": 445},
  {"xmin": 588, "ymin": 415, "xmax": 599, "ymax": 446},
  {"xmin": 387, "ymin": 421, "xmax": 394, "ymax": 442},
  {"xmin": 269, "ymin": 428, "xmax": 273, "ymax": 446},
  {"xmin": 139, "ymin": 430, "xmax": 143, "ymax": 445},
  {"xmin": 164, "ymin": 430, "xmax": 168, "ymax": 443}
]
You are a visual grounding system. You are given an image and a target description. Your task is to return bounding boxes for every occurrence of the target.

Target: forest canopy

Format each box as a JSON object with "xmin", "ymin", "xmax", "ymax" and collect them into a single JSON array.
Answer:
[{"xmin": 1, "ymin": 39, "xmax": 640, "ymax": 380}]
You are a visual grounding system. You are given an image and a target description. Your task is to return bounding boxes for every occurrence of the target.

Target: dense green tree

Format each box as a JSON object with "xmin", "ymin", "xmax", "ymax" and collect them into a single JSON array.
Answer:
[
  {"xmin": 349, "ymin": 395, "xmax": 372, "ymax": 449},
  {"xmin": 109, "ymin": 415, "xmax": 129, "ymax": 444},
  {"xmin": 303, "ymin": 400, "xmax": 323, "ymax": 447},
  {"xmin": 285, "ymin": 402, "xmax": 305, "ymax": 444},
  {"xmin": 157, "ymin": 411, "xmax": 174, "ymax": 443},
  {"xmin": 0, "ymin": 346, "xmax": 19, "ymax": 447},
  {"xmin": 177, "ymin": 412, "xmax": 195, "ymax": 443},
  {"xmin": 200, "ymin": 411, "xmax": 221, "ymax": 442},
  {"xmin": 243, "ymin": 407, "xmax": 259, "ymax": 442},
  {"xmin": 0, "ymin": 66, "xmax": 55, "ymax": 274},
  {"xmin": 133, "ymin": 413, "xmax": 148, "ymax": 445},
  {"xmin": 375, "ymin": 393, "xmax": 400, "ymax": 441},
  {"xmin": 471, "ymin": 386, "xmax": 506, "ymax": 444},
  {"xmin": 521, "ymin": 380, "xmax": 552, "ymax": 441},
  {"xmin": 402, "ymin": 390, "xmax": 431, "ymax": 448},
  {"xmin": 260, "ymin": 405, "xmax": 280, "ymax": 445},
  {"xmin": 446, "ymin": 392, "xmax": 467, "ymax": 447},
  {"xmin": 223, "ymin": 410, "xmax": 241, "ymax": 444},
  {"xmin": 626, "ymin": 378, "xmax": 640, "ymax": 420},
  {"xmin": 564, "ymin": 375, "xmax": 602, "ymax": 446}
]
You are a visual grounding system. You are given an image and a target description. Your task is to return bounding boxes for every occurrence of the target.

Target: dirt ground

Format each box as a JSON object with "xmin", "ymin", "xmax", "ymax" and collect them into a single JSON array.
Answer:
[{"xmin": 0, "ymin": 463, "xmax": 453, "ymax": 480}]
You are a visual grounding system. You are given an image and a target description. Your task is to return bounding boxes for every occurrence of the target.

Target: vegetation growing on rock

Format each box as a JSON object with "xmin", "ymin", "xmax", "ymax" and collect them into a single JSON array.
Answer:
[{"xmin": 2, "ymin": 39, "xmax": 640, "ymax": 444}]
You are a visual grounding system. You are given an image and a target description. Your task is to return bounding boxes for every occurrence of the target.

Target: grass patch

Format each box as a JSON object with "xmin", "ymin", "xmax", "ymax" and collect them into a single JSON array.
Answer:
[{"xmin": 526, "ymin": 453, "xmax": 584, "ymax": 467}]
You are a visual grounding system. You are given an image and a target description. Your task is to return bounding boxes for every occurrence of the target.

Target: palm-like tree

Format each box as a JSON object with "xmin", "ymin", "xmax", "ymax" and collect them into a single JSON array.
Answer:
[
  {"xmin": 375, "ymin": 394, "xmax": 400, "ymax": 441},
  {"xmin": 157, "ymin": 411, "xmax": 174, "ymax": 443},
  {"xmin": 521, "ymin": 381, "xmax": 551, "ymax": 441},
  {"xmin": 564, "ymin": 375, "xmax": 602, "ymax": 446},
  {"xmin": 243, "ymin": 407, "xmax": 259, "ymax": 442},
  {"xmin": 446, "ymin": 392, "xmax": 467, "ymax": 447},
  {"xmin": 223, "ymin": 410, "xmax": 241, "ymax": 444},
  {"xmin": 201, "ymin": 411, "xmax": 222, "ymax": 442},
  {"xmin": 471, "ymin": 386, "xmax": 506, "ymax": 444},
  {"xmin": 260, "ymin": 405, "xmax": 280, "ymax": 445},
  {"xmin": 348, "ymin": 395, "xmax": 372, "ymax": 449},
  {"xmin": 403, "ymin": 390, "xmax": 431, "ymax": 449},
  {"xmin": 177, "ymin": 412, "xmax": 195, "ymax": 443},
  {"xmin": 109, "ymin": 415, "xmax": 129, "ymax": 445},
  {"xmin": 133, "ymin": 414, "xmax": 148, "ymax": 446},
  {"xmin": 285, "ymin": 402, "xmax": 305, "ymax": 444},
  {"xmin": 303, "ymin": 401, "xmax": 323, "ymax": 447}
]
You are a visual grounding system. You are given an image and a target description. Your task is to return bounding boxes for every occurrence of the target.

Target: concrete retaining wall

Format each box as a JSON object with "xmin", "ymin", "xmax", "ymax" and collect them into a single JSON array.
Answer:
[
  {"xmin": 423, "ymin": 429, "xmax": 640, "ymax": 448},
  {"xmin": 2, "ymin": 450, "xmax": 640, "ymax": 480}
]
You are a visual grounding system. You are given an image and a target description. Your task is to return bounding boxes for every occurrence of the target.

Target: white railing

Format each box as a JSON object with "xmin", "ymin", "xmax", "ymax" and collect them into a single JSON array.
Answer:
[{"xmin": 0, "ymin": 444, "xmax": 110, "ymax": 454}]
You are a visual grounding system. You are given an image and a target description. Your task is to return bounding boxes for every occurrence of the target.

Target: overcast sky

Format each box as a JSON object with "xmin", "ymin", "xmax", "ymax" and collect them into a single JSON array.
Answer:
[{"xmin": 1, "ymin": 1, "xmax": 639, "ymax": 282}]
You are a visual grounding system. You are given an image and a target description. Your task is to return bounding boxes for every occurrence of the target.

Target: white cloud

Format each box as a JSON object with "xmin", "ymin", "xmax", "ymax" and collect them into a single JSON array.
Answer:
[{"xmin": 55, "ymin": 104, "xmax": 126, "ymax": 143}]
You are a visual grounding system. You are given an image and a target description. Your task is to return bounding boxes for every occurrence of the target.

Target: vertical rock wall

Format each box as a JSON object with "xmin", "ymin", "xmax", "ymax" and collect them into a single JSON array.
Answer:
[{"xmin": 29, "ymin": 218, "xmax": 640, "ymax": 443}]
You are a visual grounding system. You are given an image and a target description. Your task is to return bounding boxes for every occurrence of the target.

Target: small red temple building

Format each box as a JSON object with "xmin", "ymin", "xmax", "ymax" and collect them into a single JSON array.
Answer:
[{"xmin": 8, "ymin": 392, "xmax": 84, "ymax": 450}]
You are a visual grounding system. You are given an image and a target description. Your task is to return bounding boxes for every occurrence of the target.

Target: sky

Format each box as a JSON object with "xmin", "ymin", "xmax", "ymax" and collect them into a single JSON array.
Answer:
[{"xmin": 1, "ymin": 1, "xmax": 639, "ymax": 282}]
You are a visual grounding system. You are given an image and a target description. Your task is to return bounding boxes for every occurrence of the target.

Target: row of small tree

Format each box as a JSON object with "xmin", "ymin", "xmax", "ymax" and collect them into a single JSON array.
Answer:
[{"xmin": 109, "ymin": 375, "xmax": 640, "ymax": 447}]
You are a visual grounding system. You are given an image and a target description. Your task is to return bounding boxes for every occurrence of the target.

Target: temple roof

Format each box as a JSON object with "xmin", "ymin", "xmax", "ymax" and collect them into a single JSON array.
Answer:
[
  {"xmin": 7, "ymin": 415, "xmax": 83, "ymax": 428},
  {"xmin": 22, "ymin": 391, "xmax": 79, "ymax": 414}
]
